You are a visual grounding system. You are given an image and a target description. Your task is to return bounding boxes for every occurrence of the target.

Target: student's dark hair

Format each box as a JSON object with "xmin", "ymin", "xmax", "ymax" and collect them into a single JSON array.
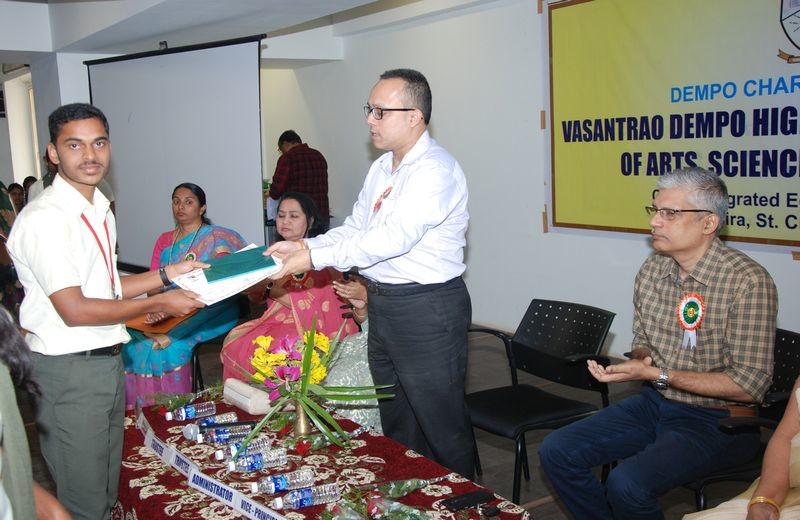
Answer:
[
  {"xmin": 8, "ymin": 183, "xmax": 23, "ymax": 193},
  {"xmin": 276, "ymin": 191, "xmax": 327, "ymax": 240},
  {"xmin": 379, "ymin": 68, "xmax": 432, "ymax": 125},
  {"xmin": 278, "ymin": 130, "xmax": 302, "ymax": 147},
  {"xmin": 22, "ymin": 176, "xmax": 37, "ymax": 189},
  {"xmin": 172, "ymin": 182, "xmax": 211, "ymax": 225},
  {"xmin": 0, "ymin": 306, "xmax": 40, "ymax": 396},
  {"xmin": 48, "ymin": 103, "xmax": 109, "ymax": 143}
]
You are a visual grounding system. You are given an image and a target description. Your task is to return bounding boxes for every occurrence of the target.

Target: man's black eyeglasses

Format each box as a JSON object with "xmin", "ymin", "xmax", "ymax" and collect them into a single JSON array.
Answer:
[
  {"xmin": 645, "ymin": 205, "xmax": 712, "ymax": 221},
  {"xmin": 363, "ymin": 105, "xmax": 415, "ymax": 120}
]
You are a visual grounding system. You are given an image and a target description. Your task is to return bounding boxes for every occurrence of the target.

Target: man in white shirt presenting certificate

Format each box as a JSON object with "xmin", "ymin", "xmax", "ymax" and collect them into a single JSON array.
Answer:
[{"xmin": 266, "ymin": 69, "xmax": 475, "ymax": 478}]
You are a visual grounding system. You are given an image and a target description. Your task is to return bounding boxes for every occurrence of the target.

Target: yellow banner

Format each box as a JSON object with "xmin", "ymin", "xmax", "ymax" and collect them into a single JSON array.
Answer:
[{"xmin": 549, "ymin": 0, "xmax": 800, "ymax": 246}]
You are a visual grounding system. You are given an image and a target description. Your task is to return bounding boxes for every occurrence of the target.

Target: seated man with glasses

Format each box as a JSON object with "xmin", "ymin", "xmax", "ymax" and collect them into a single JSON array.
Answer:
[{"xmin": 539, "ymin": 166, "xmax": 778, "ymax": 519}]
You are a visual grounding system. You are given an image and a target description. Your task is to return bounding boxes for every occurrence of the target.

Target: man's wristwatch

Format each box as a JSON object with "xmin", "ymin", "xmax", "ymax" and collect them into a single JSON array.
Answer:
[{"xmin": 652, "ymin": 367, "xmax": 670, "ymax": 390}]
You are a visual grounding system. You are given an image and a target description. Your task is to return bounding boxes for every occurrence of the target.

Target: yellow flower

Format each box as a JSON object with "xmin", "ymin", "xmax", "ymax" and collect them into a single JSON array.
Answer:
[
  {"xmin": 251, "ymin": 349, "xmax": 268, "ymax": 373},
  {"xmin": 304, "ymin": 331, "xmax": 330, "ymax": 354},
  {"xmin": 253, "ymin": 335, "xmax": 273, "ymax": 349},
  {"xmin": 310, "ymin": 364, "xmax": 327, "ymax": 385}
]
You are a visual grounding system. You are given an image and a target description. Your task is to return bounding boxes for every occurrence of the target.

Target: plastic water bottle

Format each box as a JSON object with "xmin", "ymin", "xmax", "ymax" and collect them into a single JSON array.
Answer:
[
  {"xmin": 227, "ymin": 448, "xmax": 288, "ymax": 472},
  {"xmin": 165, "ymin": 401, "xmax": 216, "ymax": 421},
  {"xmin": 250, "ymin": 468, "xmax": 315, "ymax": 494},
  {"xmin": 197, "ymin": 424, "xmax": 254, "ymax": 444},
  {"xmin": 273, "ymin": 483, "xmax": 341, "ymax": 510},
  {"xmin": 215, "ymin": 437, "xmax": 273, "ymax": 461},
  {"xmin": 183, "ymin": 416, "xmax": 245, "ymax": 441},
  {"xmin": 197, "ymin": 411, "xmax": 238, "ymax": 427}
]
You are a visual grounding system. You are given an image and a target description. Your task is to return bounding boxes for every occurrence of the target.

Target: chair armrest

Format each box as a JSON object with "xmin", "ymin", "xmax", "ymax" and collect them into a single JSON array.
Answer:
[
  {"xmin": 761, "ymin": 392, "xmax": 790, "ymax": 409},
  {"xmin": 469, "ymin": 327, "xmax": 512, "ymax": 345},
  {"xmin": 718, "ymin": 416, "xmax": 779, "ymax": 433},
  {"xmin": 565, "ymin": 354, "xmax": 611, "ymax": 367}
]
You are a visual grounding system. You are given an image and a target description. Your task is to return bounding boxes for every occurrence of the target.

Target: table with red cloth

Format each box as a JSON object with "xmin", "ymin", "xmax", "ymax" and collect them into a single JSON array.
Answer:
[{"xmin": 112, "ymin": 402, "xmax": 530, "ymax": 519}]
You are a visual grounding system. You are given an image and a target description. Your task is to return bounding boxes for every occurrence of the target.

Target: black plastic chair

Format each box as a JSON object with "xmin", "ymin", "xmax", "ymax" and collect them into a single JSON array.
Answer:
[
  {"xmin": 683, "ymin": 327, "xmax": 800, "ymax": 510},
  {"xmin": 466, "ymin": 299, "xmax": 615, "ymax": 504}
]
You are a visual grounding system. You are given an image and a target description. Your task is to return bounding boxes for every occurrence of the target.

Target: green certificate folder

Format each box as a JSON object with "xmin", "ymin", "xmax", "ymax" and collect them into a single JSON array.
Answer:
[{"xmin": 203, "ymin": 246, "xmax": 277, "ymax": 283}]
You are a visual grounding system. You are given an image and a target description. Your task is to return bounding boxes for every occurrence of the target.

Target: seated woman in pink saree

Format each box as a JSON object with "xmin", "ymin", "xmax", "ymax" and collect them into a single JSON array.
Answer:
[{"xmin": 220, "ymin": 192, "xmax": 357, "ymax": 381}]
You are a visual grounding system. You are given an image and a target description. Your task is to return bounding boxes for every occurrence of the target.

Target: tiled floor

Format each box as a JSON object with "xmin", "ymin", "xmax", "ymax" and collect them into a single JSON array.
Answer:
[{"xmin": 20, "ymin": 326, "xmax": 751, "ymax": 518}]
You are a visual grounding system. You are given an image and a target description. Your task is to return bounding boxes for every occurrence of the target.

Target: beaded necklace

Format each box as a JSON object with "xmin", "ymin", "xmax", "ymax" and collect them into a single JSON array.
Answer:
[{"xmin": 169, "ymin": 224, "xmax": 204, "ymax": 263}]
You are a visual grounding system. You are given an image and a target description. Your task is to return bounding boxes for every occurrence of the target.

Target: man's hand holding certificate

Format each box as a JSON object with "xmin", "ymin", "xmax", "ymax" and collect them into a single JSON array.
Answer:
[{"xmin": 171, "ymin": 244, "xmax": 282, "ymax": 305}]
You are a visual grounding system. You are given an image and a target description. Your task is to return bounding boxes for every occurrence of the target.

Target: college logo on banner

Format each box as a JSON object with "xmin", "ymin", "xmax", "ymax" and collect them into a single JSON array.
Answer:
[{"xmin": 780, "ymin": 0, "xmax": 800, "ymax": 62}]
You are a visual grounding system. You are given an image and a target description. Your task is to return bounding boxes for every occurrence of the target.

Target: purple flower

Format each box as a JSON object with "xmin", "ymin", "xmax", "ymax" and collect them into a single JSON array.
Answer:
[
  {"xmin": 270, "ymin": 335, "xmax": 302, "ymax": 356},
  {"xmin": 275, "ymin": 365, "xmax": 301, "ymax": 382}
]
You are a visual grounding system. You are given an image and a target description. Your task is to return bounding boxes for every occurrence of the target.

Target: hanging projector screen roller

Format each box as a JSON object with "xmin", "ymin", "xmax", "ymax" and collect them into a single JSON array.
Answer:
[{"xmin": 87, "ymin": 37, "xmax": 264, "ymax": 269}]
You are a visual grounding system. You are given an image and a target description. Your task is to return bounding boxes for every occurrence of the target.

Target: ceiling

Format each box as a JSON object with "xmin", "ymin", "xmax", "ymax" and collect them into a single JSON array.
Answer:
[{"xmin": 1, "ymin": 0, "xmax": 404, "ymax": 64}]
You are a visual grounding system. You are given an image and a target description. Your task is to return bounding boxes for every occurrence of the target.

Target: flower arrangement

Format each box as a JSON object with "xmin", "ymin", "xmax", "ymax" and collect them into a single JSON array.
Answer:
[{"xmin": 236, "ymin": 318, "xmax": 391, "ymax": 453}]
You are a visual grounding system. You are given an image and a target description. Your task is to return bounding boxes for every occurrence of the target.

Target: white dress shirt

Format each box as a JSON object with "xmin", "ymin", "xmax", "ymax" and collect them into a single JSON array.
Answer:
[
  {"xmin": 308, "ymin": 130, "xmax": 468, "ymax": 284},
  {"xmin": 7, "ymin": 175, "xmax": 129, "ymax": 355}
]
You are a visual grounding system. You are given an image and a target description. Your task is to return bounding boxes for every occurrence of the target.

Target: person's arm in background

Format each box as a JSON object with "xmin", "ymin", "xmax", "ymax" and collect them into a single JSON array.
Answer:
[
  {"xmin": 746, "ymin": 377, "xmax": 800, "ymax": 520},
  {"xmin": 332, "ymin": 278, "xmax": 367, "ymax": 324}
]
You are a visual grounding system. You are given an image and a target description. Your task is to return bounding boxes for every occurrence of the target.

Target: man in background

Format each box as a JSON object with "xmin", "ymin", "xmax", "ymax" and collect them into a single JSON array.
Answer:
[
  {"xmin": 8, "ymin": 103, "xmax": 204, "ymax": 519},
  {"xmin": 266, "ymin": 69, "xmax": 475, "ymax": 478},
  {"xmin": 539, "ymin": 167, "xmax": 778, "ymax": 519},
  {"xmin": 6, "ymin": 183, "xmax": 24, "ymax": 214},
  {"xmin": 268, "ymin": 130, "xmax": 329, "ymax": 226}
]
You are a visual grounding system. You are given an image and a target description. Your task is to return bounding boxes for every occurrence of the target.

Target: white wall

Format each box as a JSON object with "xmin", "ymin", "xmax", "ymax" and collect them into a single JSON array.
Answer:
[
  {"xmin": 262, "ymin": 0, "xmax": 800, "ymax": 356},
  {"xmin": 0, "ymin": 0, "xmax": 51, "ymax": 53}
]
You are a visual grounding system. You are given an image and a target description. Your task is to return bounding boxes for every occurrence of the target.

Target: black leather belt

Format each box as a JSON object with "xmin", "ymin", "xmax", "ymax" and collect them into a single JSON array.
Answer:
[
  {"xmin": 67, "ymin": 344, "xmax": 122, "ymax": 357},
  {"xmin": 365, "ymin": 276, "xmax": 459, "ymax": 296}
]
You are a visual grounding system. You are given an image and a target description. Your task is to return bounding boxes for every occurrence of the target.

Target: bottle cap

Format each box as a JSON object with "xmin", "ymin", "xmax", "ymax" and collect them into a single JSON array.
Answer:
[
  {"xmin": 273, "ymin": 497, "xmax": 283, "ymax": 509},
  {"xmin": 250, "ymin": 482, "xmax": 259, "ymax": 493},
  {"xmin": 164, "ymin": 411, "xmax": 174, "ymax": 421},
  {"xmin": 227, "ymin": 460, "xmax": 236, "ymax": 472},
  {"xmin": 214, "ymin": 450, "xmax": 225, "ymax": 461},
  {"xmin": 196, "ymin": 433, "xmax": 205, "ymax": 444},
  {"xmin": 182, "ymin": 424, "xmax": 199, "ymax": 441}
]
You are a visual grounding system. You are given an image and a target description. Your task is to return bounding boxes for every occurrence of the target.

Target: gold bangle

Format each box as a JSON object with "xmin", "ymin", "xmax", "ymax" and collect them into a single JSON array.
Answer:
[
  {"xmin": 352, "ymin": 307, "xmax": 367, "ymax": 318},
  {"xmin": 749, "ymin": 496, "xmax": 781, "ymax": 518}
]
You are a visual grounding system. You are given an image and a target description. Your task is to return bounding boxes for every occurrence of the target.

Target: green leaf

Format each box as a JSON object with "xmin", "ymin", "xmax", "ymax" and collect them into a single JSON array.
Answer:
[
  {"xmin": 299, "ymin": 318, "xmax": 317, "ymax": 397},
  {"xmin": 319, "ymin": 384, "xmax": 393, "ymax": 392},
  {"xmin": 316, "ymin": 392, "xmax": 394, "ymax": 402},
  {"xmin": 299, "ymin": 394, "xmax": 349, "ymax": 446},
  {"xmin": 321, "ymin": 319, "xmax": 349, "ymax": 367},
  {"xmin": 231, "ymin": 394, "xmax": 289, "ymax": 459},
  {"xmin": 296, "ymin": 398, "xmax": 341, "ymax": 447}
]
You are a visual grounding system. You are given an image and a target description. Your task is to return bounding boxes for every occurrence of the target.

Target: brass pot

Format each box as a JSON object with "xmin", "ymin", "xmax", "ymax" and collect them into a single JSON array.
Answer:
[{"xmin": 293, "ymin": 399, "xmax": 311, "ymax": 437}]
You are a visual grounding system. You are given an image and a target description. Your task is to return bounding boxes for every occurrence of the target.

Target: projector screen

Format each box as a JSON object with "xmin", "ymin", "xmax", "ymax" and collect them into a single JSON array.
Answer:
[{"xmin": 87, "ymin": 36, "xmax": 265, "ymax": 269}]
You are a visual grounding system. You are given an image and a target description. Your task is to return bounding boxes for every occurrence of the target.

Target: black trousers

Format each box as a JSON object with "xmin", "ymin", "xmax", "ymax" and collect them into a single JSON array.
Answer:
[{"xmin": 367, "ymin": 276, "xmax": 475, "ymax": 478}]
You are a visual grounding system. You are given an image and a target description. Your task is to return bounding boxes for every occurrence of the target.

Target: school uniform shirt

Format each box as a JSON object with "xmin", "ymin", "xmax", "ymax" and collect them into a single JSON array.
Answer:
[{"xmin": 7, "ymin": 174, "xmax": 129, "ymax": 355}]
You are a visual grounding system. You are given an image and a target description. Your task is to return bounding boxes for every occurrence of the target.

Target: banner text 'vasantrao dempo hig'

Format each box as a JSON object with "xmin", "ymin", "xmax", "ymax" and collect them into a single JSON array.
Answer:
[{"xmin": 550, "ymin": 0, "xmax": 799, "ymax": 246}]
